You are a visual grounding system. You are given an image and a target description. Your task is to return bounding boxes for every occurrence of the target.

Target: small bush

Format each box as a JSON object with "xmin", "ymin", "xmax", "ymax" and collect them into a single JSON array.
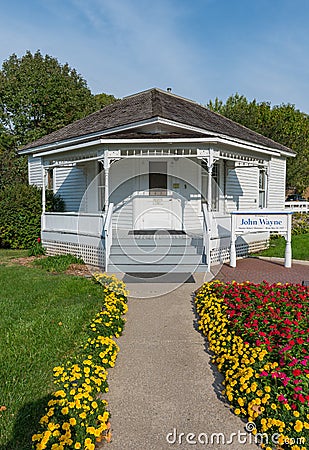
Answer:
[
  {"xmin": 0, "ymin": 183, "xmax": 64, "ymax": 249},
  {"xmin": 33, "ymin": 254, "xmax": 84, "ymax": 272},
  {"xmin": 292, "ymin": 212, "xmax": 309, "ymax": 235},
  {"xmin": 28, "ymin": 237, "xmax": 46, "ymax": 256}
]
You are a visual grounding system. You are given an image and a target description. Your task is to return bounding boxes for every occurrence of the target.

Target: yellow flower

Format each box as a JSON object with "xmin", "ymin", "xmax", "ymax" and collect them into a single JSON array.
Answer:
[
  {"xmin": 74, "ymin": 444, "xmax": 81, "ymax": 449},
  {"xmin": 294, "ymin": 420, "xmax": 303, "ymax": 433},
  {"xmin": 62, "ymin": 422, "xmax": 70, "ymax": 430},
  {"xmin": 293, "ymin": 411, "xmax": 300, "ymax": 417}
]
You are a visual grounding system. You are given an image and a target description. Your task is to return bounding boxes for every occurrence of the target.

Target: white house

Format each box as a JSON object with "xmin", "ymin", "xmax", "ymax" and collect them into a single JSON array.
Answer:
[{"xmin": 20, "ymin": 88, "xmax": 295, "ymax": 275}]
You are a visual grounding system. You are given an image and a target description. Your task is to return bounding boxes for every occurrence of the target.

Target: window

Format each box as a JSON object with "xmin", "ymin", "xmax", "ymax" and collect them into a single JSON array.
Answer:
[
  {"xmin": 201, "ymin": 161, "xmax": 220, "ymax": 211},
  {"xmin": 47, "ymin": 168, "xmax": 54, "ymax": 190},
  {"xmin": 259, "ymin": 168, "xmax": 266, "ymax": 208}
]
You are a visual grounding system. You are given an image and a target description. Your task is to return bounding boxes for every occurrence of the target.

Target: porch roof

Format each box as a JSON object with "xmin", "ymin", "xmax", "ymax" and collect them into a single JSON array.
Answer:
[{"xmin": 20, "ymin": 88, "xmax": 295, "ymax": 157}]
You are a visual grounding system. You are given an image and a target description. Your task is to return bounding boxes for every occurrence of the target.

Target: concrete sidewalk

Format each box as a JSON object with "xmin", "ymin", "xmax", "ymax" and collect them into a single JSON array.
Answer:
[{"xmin": 103, "ymin": 275, "xmax": 258, "ymax": 449}]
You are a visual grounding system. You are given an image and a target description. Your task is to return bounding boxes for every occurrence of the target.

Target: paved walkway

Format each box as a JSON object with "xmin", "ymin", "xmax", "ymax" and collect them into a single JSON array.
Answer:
[
  {"xmin": 102, "ymin": 258, "xmax": 308, "ymax": 450},
  {"xmin": 217, "ymin": 256, "xmax": 309, "ymax": 284}
]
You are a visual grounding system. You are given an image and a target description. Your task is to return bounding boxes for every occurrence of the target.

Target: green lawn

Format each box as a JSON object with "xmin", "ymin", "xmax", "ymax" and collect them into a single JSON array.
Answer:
[
  {"xmin": 0, "ymin": 252, "xmax": 104, "ymax": 450},
  {"xmin": 255, "ymin": 233, "xmax": 309, "ymax": 260}
]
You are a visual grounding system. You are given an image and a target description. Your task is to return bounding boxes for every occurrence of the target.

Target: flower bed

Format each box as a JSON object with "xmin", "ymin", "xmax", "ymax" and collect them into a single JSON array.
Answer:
[
  {"xmin": 195, "ymin": 281, "xmax": 309, "ymax": 450},
  {"xmin": 32, "ymin": 273, "xmax": 128, "ymax": 450}
]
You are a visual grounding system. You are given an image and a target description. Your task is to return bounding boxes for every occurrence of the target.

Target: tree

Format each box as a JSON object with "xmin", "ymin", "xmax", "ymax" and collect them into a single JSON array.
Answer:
[
  {"xmin": 0, "ymin": 50, "xmax": 118, "ymax": 190},
  {"xmin": 0, "ymin": 50, "xmax": 98, "ymax": 146},
  {"xmin": 207, "ymin": 94, "xmax": 309, "ymax": 193},
  {"xmin": 94, "ymin": 92, "xmax": 118, "ymax": 110}
]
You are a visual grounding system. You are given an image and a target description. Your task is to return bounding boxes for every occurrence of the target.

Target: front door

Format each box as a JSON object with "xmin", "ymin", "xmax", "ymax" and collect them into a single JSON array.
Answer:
[{"xmin": 133, "ymin": 161, "xmax": 182, "ymax": 230}]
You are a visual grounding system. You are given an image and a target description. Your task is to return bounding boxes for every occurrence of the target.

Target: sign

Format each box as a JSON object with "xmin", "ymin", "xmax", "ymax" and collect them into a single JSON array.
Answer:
[
  {"xmin": 230, "ymin": 211, "xmax": 293, "ymax": 269},
  {"xmin": 234, "ymin": 213, "xmax": 288, "ymax": 232}
]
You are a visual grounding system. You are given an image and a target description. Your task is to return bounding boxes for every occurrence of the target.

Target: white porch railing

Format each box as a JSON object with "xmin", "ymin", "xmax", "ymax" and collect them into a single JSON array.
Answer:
[
  {"xmin": 202, "ymin": 203, "xmax": 211, "ymax": 272},
  {"xmin": 42, "ymin": 212, "xmax": 105, "ymax": 237},
  {"xmin": 103, "ymin": 203, "xmax": 114, "ymax": 271},
  {"xmin": 285, "ymin": 201, "xmax": 309, "ymax": 213}
]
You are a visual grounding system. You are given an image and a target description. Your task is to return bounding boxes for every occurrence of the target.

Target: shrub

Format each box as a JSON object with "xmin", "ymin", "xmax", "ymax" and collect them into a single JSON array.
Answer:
[
  {"xmin": 292, "ymin": 213, "xmax": 309, "ymax": 235},
  {"xmin": 0, "ymin": 183, "xmax": 64, "ymax": 249},
  {"xmin": 28, "ymin": 237, "xmax": 46, "ymax": 256}
]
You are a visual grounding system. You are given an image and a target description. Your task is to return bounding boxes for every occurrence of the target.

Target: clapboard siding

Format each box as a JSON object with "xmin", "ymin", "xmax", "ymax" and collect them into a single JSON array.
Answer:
[
  {"xmin": 225, "ymin": 166, "xmax": 258, "ymax": 212},
  {"xmin": 268, "ymin": 158, "xmax": 286, "ymax": 209},
  {"xmin": 55, "ymin": 166, "xmax": 86, "ymax": 212},
  {"xmin": 28, "ymin": 156, "xmax": 43, "ymax": 187}
]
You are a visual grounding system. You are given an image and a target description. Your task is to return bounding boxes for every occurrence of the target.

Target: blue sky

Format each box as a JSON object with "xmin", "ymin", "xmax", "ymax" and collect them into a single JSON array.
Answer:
[{"xmin": 1, "ymin": 0, "xmax": 309, "ymax": 112}]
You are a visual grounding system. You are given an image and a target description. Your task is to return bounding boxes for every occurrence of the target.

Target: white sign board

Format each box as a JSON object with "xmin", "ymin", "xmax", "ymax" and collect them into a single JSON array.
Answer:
[
  {"xmin": 230, "ymin": 211, "xmax": 293, "ymax": 269},
  {"xmin": 234, "ymin": 213, "xmax": 288, "ymax": 232}
]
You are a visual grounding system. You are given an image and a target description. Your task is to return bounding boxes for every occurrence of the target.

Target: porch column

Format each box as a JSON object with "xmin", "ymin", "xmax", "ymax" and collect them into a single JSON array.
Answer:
[
  {"xmin": 206, "ymin": 150, "xmax": 215, "ymax": 212},
  {"xmin": 42, "ymin": 165, "xmax": 47, "ymax": 230},
  {"xmin": 103, "ymin": 152, "xmax": 110, "ymax": 211}
]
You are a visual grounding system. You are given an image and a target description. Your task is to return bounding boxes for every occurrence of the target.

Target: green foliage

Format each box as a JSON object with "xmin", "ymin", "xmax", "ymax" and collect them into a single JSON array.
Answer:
[
  {"xmin": 93, "ymin": 92, "xmax": 118, "ymax": 110},
  {"xmin": 33, "ymin": 254, "xmax": 84, "ymax": 272},
  {"xmin": 0, "ymin": 50, "xmax": 117, "ymax": 203},
  {"xmin": 0, "ymin": 184, "xmax": 64, "ymax": 249},
  {"xmin": 0, "ymin": 129, "xmax": 28, "ymax": 189},
  {"xmin": 0, "ymin": 50, "xmax": 96, "ymax": 146},
  {"xmin": 292, "ymin": 212, "xmax": 309, "ymax": 235},
  {"xmin": 207, "ymin": 94, "xmax": 309, "ymax": 192},
  {"xmin": 28, "ymin": 238, "xmax": 46, "ymax": 256}
]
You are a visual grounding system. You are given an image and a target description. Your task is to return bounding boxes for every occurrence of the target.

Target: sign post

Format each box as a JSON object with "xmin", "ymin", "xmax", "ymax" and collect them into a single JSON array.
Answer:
[{"xmin": 230, "ymin": 211, "xmax": 293, "ymax": 268}]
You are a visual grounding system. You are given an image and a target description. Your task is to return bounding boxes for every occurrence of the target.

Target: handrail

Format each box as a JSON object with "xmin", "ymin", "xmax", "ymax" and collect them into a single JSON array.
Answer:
[
  {"xmin": 103, "ymin": 203, "xmax": 114, "ymax": 272},
  {"xmin": 202, "ymin": 203, "xmax": 211, "ymax": 272}
]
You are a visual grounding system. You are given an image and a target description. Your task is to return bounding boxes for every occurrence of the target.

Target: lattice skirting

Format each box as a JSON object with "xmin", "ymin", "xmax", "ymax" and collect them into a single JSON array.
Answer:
[
  {"xmin": 210, "ymin": 239, "xmax": 268, "ymax": 264},
  {"xmin": 43, "ymin": 240, "xmax": 105, "ymax": 268}
]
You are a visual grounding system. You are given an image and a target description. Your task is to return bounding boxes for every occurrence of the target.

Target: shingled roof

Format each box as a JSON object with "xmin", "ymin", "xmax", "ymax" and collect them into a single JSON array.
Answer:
[{"xmin": 21, "ymin": 88, "xmax": 293, "ymax": 154}]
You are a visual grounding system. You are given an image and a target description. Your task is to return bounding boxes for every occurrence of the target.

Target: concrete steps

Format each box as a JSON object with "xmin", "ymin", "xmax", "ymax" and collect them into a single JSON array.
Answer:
[{"xmin": 109, "ymin": 231, "xmax": 207, "ymax": 273}]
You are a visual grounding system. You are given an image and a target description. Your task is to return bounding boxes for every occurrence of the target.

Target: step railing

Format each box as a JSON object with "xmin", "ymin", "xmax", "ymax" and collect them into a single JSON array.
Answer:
[
  {"xmin": 103, "ymin": 203, "xmax": 114, "ymax": 271},
  {"xmin": 202, "ymin": 203, "xmax": 211, "ymax": 272}
]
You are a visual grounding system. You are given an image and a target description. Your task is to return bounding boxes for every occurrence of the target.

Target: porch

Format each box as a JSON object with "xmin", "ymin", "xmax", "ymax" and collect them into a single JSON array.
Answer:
[
  {"xmin": 41, "ymin": 207, "xmax": 269, "ymax": 273},
  {"xmin": 40, "ymin": 147, "xmax": 275, "ymax": 273}
]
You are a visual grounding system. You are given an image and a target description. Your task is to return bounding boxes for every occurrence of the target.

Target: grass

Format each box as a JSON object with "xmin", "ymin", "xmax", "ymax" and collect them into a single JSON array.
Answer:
[
  {"xmin": 0, "ymin": 249, "xmax": 28, "ymax": 264},
  {"xmin": 255, "ymin": 233, "xmax": 309, "ymax": 260},
  {"xmin": 0, "ymin": 251, "xmax": 105, "ymax": 450}
]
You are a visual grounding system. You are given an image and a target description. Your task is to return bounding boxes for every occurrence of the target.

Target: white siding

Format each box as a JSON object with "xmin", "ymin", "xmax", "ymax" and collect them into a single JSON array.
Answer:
[
  {"xmin": 267, "ymin": 157, "xmax": 286, "ymax": 210},
  {"xmin": 28, "ymin": 156, "xmax": 43, "ymax": 187},
  {"xmin": 55, "ymin": 165, "xmax": 86, "ymax": 212},
  {"xmin": 225, "ymin": 165, "xmax": 258, "ymax": 212}
]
